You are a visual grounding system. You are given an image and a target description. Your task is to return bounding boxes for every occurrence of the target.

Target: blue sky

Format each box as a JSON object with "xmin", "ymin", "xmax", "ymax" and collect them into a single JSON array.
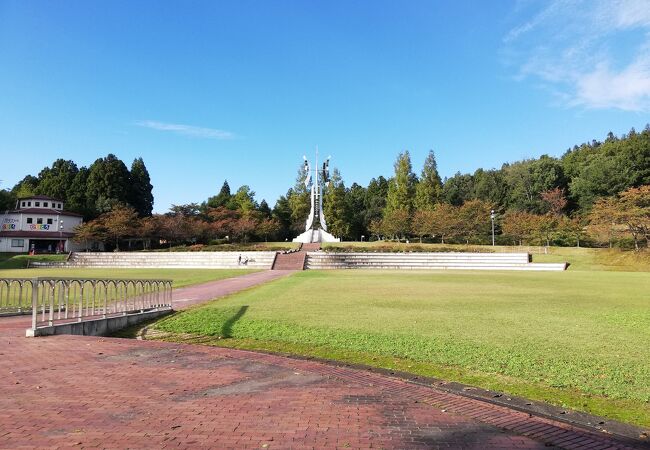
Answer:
[{"xmin": 1, "ymin": 0, "xmax": 649, "ymax": 212}]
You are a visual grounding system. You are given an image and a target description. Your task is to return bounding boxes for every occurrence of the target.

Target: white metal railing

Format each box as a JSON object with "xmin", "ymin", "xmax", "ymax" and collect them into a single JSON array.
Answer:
[{"xmin": 0, "ymin": 278, "xmax": 173, "ymax": 329}]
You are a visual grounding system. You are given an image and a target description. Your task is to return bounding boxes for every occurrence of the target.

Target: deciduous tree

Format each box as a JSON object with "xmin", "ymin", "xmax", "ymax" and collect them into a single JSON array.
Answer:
[
  {"xmin": 411, "ymin": 209, "xmax": 436, "ymax": 243},
  {"xmin": 98, "ymin": 205, "xmax": 138, "ymax": 250}
]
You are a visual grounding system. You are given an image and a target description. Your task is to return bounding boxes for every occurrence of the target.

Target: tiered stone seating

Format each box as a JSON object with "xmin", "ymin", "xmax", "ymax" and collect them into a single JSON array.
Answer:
[
  {"xmin": 66, "ymin": 252, "xmax": 277, "ymax": 269},
  {"xmin": 305, "ymin": 252, "xmax": 567, "ymax": 271}
]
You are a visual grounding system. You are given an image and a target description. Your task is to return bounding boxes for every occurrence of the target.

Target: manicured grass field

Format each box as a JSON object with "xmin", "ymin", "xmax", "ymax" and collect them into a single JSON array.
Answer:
[
  {"xmin": 0, "ymin": 267, "xmax": 259, "ymax": 288},
  {"xmin": 155, "ymin": 266, "xmax": 650, "ymax": 427}
]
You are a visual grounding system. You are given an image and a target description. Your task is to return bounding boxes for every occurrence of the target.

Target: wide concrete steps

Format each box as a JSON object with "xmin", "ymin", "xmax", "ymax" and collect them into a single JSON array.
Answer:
[
  {"xmin": 305, "ymin": 252, "xmax": 567, "ymax": 271},
  {"xmin": 272, "ymin": 252, "xmax": 306, "ymax": 270},
  {"xmin": 66, "ymin": 252, "xmax": 276, "ymax": 269}
]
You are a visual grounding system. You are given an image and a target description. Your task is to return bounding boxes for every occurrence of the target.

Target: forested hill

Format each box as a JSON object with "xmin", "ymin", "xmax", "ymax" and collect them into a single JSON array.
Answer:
[
  {"xmin": 271, "ymin": 126, "xmax": 650, "ymax": 241},
  {"xmin": 441, "ymin": 126, "xmax": 650, "ymax": 214}
]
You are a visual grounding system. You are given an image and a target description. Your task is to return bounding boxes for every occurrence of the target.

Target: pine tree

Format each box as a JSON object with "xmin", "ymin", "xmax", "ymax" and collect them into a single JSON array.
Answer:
[
  {"xmin": 385, "ymin": 151, "xmax": 416, "ymax": 215},
  {"xmin": 129, "ymin": 157, "xmax": 154, "ymax": 217},
  {"xmin": 258, "ymin": 199, "xmax": 272, "ymax": 218},
  {"xmin": 36, "ymin": 159, "xmax": 79, "ymax": 201},
  {"xmin": 232, "ymin": 185, "xmax": 257, "ymax": 214},
  {"xmin": 364, "ymin": 176, "xmax": 389, "ymax": 226},
  {"xmin": 323, "ymin": 168, "xmax": 350, "ymax": 238},
  {"xmin": 11, "ymin": 175, "xmax": 39, "ymax": 199},
  {"xmin": 346, "ymin": 183, "xmax": 367, "ymax": 240},
  {"xmin": 85, "ymin": 154, "xmax": 132, "ymax": 215},
  {"xmin": 288, "ymin": 163, "xmax": 311, "ymax": 233},
  {"xmin": 66, "ymin": 167, "xmax": 91, "ymax": 217},
  {"xmin": 414, "ymin": 150, "xmax": 442, "ymax": 210},
  {"xmin": 207, "ymin": 180, "xmax": 232, "ymax": 208},
  {"xmin": 272, "ymin": 193, "xmax": 293, "ymax": 240}
]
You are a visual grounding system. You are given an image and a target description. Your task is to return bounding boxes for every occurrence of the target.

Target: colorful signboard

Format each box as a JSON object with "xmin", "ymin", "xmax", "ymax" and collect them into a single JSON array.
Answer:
[
  {"xmin": 1, "ymin": 218, "xmax": 19, "ymax": 231},
  {"xmin": 29, "ymin": 224, "xmax": 50, "ymax": 231}
]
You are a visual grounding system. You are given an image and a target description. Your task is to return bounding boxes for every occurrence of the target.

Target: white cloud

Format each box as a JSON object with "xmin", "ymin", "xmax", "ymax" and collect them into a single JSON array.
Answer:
[
  {"xmin": 135, "ymin": 120, "xmax": 235, "ymax": 140},
  {"xmin": 504, "ymin": 0, "xmax": 650, "ymax": 111}
]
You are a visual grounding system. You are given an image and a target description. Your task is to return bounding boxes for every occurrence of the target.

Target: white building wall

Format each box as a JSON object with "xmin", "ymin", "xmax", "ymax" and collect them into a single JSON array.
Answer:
[
  {"xmin": 1, "ymin": 210, "xmax": 83, "ymax": 253},
  {"xmin": 0, "ymin": 236, "xmax": 29, "ymax": 252}
]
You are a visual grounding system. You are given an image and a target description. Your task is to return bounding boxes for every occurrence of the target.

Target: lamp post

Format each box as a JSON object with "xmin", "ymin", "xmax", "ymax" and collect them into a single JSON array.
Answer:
[
  {"xmin": 59, "ymin": 220, "xmax": 64, "ymax": 253},
  {"xmin": 361, "ymin": 235, "xmax": 365, "ymax": 242},
  {"xmin": 490, "ymin": 210, "xmax": 495, "ymax": 246}
]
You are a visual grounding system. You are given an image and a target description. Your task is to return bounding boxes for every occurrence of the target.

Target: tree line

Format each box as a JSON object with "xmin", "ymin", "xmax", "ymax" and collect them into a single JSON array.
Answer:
[
  {"xmin": 73, "ymin": 181, "xmax": 281, "ymax": 250},
  {"xmin": 0, "ymin": 154, "xmax": 154, "ymax": 218},
  {"xmin": 272, "ymin": 126, "xmax": 650, "ymax": 248},
  {"xmin": 2, "ymin": 126, "xmax": 650, "ymax": 249}
]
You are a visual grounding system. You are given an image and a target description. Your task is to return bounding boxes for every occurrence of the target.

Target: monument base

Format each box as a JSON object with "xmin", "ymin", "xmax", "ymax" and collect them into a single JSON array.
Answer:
[{"xmin": 293, "ymin": 228, "xmax": 340, "ymax": 243}]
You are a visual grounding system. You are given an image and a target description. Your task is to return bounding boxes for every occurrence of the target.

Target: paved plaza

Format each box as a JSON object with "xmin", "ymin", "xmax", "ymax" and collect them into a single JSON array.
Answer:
[{"xmin": 0, "ymin": 272, "xmax": 644, "ymax": 449}]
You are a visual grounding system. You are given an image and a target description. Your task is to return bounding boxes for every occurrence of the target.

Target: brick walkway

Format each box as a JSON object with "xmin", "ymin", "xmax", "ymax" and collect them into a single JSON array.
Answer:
[
  {"xmin": 172, "ymin": 270, "xmax": 295, "ymax": 309},
  {"xmin": 0, "ymin": 273, "xmax": 644, "ymax": 449}
]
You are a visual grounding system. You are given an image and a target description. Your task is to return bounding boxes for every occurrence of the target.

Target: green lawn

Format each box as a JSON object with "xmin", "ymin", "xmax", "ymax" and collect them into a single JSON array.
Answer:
[
  {"xmin": 0, "ymin": 267, "xmax": 259, "ymax": 288},
  {"xmin": 0, "ymin": 253, "xmax": 68, "ymax": 270},
  {"xmin": 154, "ymin": 267, "xmax": 650, "ymax": 427}
]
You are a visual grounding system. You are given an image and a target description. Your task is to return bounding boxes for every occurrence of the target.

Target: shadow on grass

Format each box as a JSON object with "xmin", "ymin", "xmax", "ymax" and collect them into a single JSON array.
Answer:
[{"xmin": 221, "ymin": 305, "xmax": 248, "ymax": 338}]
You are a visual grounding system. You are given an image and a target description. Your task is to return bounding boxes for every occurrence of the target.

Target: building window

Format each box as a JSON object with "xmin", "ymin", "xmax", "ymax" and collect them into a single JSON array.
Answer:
[
  {"xmin": 43, "ymin": 202, "xmax": 48, "ymax": 207},
  {"xmin": 27, "ymin": 202, "xmax": 31, "ymax": 207},
  {"xmin": 26, "ymin": 218, "xmax": 33, "ymax": 224},
  {"xmin": 21, "ymin": 202, "xmax": 25, "ymax": 207},
  {"xmin": 47, "ymin": 218, "xmax": 53, "ymax": 225},
  {"xmin": 35, "ymin": 202, "xmax": 40, "ymax": 207},
  {"xmin": 58, "ymin": 203, "xmax": 62, "ymax": 209},
  {"xmin": 11, "ymin": 239, "xmax": 24, "ymax": 248},
  {"xmin": 37, "ymin": 218, "xmax": 43, "ymax": 224}
]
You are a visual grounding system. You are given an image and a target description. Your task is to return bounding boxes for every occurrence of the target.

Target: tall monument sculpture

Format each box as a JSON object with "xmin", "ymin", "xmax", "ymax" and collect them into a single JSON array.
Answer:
[{"xmin": 293, "ymin": 151, "xmax": 341, "ymax": 243}]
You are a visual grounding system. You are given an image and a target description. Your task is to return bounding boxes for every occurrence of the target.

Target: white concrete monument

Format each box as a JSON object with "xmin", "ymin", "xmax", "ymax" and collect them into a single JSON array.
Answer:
[{"xmin": 293, "ymin": 151, "xmax": 341, "ymax": 243}]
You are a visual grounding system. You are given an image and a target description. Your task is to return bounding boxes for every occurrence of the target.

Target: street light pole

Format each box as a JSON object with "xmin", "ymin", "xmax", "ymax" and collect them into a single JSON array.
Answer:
[
  {"xmin": 490, "ymin": 210, "xmax": 495, "ymax": 246},
  {"xmin": 59, "ymin": 220, "xmax": 64, "ymax": 253}
]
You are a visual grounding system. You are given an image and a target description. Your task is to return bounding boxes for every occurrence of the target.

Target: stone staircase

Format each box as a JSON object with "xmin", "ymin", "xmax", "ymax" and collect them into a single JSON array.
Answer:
[
  {"xmin": 305, "ymin": 252, "xmax": 567, "ymax": 271},
  {"xmin": 271, "ymin": 243, "xmax": 321, "ymax": 270},
  {"xmin": 301, "ymin": 243, "xmax": 322, "ymax": 252},
  {"xmin": 271, "ymin": 251, "xmax": 306, "ymax": 270},
  {"xmin": 53, "ymin": 249, "xmax": 566, "ymax": 272},
  {"xmin": 65, "ymin": 251, "xmax": 277, "ymax": 269}
]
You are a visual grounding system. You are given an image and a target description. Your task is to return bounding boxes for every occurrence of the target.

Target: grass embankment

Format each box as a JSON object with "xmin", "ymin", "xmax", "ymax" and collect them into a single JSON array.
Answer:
[
  {"xmin": 153, "ymin": 251, "xmax": 650, "ymax": 427},
  {"xmin": 323, "ymin": 241, "xmax": 547, "ymax": 253},
  {"xmin": 0, "ymin": 266, "xmax": 259, "ymax": 288},
  {"xmin": 0, "ymin": 253, "xmax": 67, "ymax": 270},
  {"xmin": 149, "ymin": 242, "xmax": 298, "ymax": 252}
]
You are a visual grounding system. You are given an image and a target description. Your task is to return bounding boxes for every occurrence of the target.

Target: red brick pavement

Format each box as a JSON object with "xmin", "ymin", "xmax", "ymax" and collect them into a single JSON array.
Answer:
[
  {"xmin": 172, "ymin": 270, "xmax": 294, "ymax": 310},
  {"xmin": 0, "ymin": 272, "xmax": 645, "ymax": 450}
]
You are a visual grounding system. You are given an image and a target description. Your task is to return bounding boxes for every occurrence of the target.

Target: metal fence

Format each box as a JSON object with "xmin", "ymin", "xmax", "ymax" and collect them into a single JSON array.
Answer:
[{"xmin": 0, "ymin": 278, "xmax": 173, "ymax": 329}]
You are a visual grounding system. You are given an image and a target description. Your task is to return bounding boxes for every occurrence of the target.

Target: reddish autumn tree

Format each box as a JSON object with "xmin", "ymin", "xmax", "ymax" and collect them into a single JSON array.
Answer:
[
  {"xmin": 381, "ymin": 208, "xmax": 411, "ymax": 241},
  {"xmin": 617, "ymin": 185, "xmax": 650, "ymax": 249},
  {"xmin": 231, "ymin": 215, "xmax": 258, "ymax": 243},
  {"xmin": 588, "ymin": 197, "xmax": 620, "ymax": 248},
  {"xmin": 257, "ymin": 217, "xmax": 281, "ymax": 242},
  {"xmin": 431, "ymin": 203, "xmax": 460, "ymax": 244},
  {"xmin": 207, "ymin": 206, "xmax": 240, "ymax": 239},
  {"xmin": 411, "ymin": 209, "xmax": 437, "ymax": 243},
  {"xmin": 457, "ymin": 200, "xmax": 493, "ymax": 244},
  {"xmin": 502, "ymin": 211, "xmax": 538, "ymax": 245},
  {"xmin": 540, "ymin": 188, "xmax": 567, "ymax": 217},
  {"xmin": 98, "ymin": 205, "xmax": 138, "ymax": 250}
]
